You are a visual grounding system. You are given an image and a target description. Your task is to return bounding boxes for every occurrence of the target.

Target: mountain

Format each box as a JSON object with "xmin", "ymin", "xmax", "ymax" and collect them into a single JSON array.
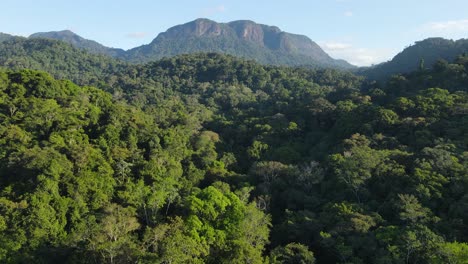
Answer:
[
  {"xmin": 0, "ymin": 37, "xmax": 127, "ymax": 85},
  {"xmin": 7, "ymin": 25, "xmax": 468, "ymax": 75},
  {"xmin": 25, "ymin": 19, "xmax": 354, "ymax": 69},
  {"xmin": 30, "ymin": 30, "xmax": 126, "ymax": 57},
  {"xmin": 362, "ymin": 37, "xmax": 468, "ymax": 79},
  {"xmin": 0, "ymin": 32, "xmax": 14, "ymax": 43},
  {"xmin": 125, "ymin": 18, "xmax": 355, "ymax": 69}
]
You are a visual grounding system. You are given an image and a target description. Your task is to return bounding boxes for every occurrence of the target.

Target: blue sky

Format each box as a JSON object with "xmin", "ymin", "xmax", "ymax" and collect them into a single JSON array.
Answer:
[{"xmin": 1, "ymin": 0, "xmax": 467, "ymax": 66}]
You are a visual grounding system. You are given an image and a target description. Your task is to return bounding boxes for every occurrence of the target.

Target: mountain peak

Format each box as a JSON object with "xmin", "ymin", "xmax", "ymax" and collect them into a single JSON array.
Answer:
[
  {"xmin": 30, "ymin": 30, "xmax": 80, "ymax": 39},
  {"xmin": 29, "ymin": 30, "xmax": 125, "ymax": 57},
  {"xmin": 191, "ymin": 18, "xmax": 223, "ymax": 37},
  {"xmin": 135, "ymin": 18, "xmax": 355, "ymax": 69},
  {"xmin": 416, "ymin": 37, "xmax": 454, "ymax": 44},
  {"xmin": 23, "ymin": 19, "xmax": 355, "ymax": 69},
  {"xmin": 193, "ymin": 18, "xmax": 216, "ymax": 24}
]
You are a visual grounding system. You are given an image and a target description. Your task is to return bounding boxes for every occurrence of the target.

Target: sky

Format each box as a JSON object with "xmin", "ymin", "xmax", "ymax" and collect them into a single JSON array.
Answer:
[{"xmin": 1, "ymin": 0, "xmax": 468, "ymax": 66}]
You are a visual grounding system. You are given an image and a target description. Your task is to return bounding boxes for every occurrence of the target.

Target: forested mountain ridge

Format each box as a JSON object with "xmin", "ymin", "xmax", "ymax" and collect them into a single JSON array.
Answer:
[
  {"xmin": 0, "ymin": 37, "xmax": 127, "ymax": 85},
  {"xmin": 12, "ymin": 25, "xmax": 468, "ymax": 79},
  {"xmin": 30, "ymin": 30, "xmax": 126, "ymax": 57},
  {"xmin": 0, "ymin": 33, "xmax": 14, "ymax": 43},
  {"xmin": 15, "ymin": 18, "xmax": 355, "ymax": 69},
  {"xmin": 0, "ymin": 38, "xmax": 467, "ymax": 264},
  {"xmin": 362, "ymin": 37, "xmax": 468, "ymax": 79}
]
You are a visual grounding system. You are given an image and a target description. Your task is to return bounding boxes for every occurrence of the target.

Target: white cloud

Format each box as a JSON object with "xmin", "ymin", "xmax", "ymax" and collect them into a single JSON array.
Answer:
[
  {"xmin": 126, "ymin": 32, "xmax": 148, "ymax": 39},
  {"xmin": 344, "ymin": 11, "xmax": 353, "ymax": 17},
  {"xmin": 320, "ymin": 41, "xmax": 397, "ymax": 66},
  {"xmin": 200, "ymin": 5, "xmax": 227, "ymax": 17},
  {"xmin": 425, "ymin": 19, "xmax": 468, "ymax": 32}
]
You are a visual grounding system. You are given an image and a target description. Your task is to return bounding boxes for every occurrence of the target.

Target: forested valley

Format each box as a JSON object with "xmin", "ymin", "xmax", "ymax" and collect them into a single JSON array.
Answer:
[{"xmin": 0, "ymin": 38, "xmax": 467, "ymax": 263}]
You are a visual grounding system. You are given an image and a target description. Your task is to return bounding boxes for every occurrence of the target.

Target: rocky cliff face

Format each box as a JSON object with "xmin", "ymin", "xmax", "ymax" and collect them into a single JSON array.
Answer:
[
  {"xmin": 193, "ymin": 19, "xmax": 223, "ymax": 37},
  {"xmin": 160, "ymin": 19, "xmax": 226, "ymax": 38},
  {"xmin": 229, "ymin": 20, "xmax": 270, "ymax": 45}
]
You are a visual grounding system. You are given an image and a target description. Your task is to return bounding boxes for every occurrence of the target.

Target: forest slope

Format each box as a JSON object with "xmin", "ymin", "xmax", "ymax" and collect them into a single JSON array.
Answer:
[{"xmin": 0, "ymin": 48, "xmax": 467, "ymax": 263}]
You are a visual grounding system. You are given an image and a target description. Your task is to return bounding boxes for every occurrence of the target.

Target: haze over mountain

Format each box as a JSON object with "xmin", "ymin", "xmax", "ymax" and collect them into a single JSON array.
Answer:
[
  {"xmin": 363, "ymin": 37, "xmax": 468, "ymax": 79},
  {"xmin": 22, "ymin": 18, "xmax": 355, "ymax": 69}
]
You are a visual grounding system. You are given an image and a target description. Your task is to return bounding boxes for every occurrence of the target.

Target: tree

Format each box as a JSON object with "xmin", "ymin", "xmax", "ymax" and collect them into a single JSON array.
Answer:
[
  {"xmin": 397, "ymin": 194, "xmax": 432, "ymax": 224},
  {"xmin": 186, "ymin": 186, "xmax": 270, "ymax": 263},
  {"xmin": 269, "ymin": 243, "xmax": 315, "ymax": 264},
  {"xmin": 432, "ymin": 242, "xmax": 468, "ymax": 264},
  {"xmin": 329, "ymin": 134, "xmax": 382, "ymax": 203},
  {"xmin": 87, "ymin": 204, "xmax": 140, "ymax": 264}
]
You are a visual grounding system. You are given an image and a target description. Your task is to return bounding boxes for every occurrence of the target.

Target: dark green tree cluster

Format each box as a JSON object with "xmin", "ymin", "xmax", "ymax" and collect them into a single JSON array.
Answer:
[{"xmin": 0, "ymin": 70, "xmax": 270, "ymax": 263}]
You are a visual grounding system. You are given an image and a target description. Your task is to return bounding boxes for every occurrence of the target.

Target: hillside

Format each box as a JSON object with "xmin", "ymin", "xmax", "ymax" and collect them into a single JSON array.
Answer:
[
  {"xmin": 23, "ymin": 19, "xmax": 355, "ymax": 69},
  {"xmin": 125, "ymin": 18, "xmax": 355, "ymax": 69},
  {"xmin": 362, "ymin": 37, "xmax": 468, "ymax": 79},
  {"xmin": 30, "ymin": 30, "xmax": 126, "ymax": 57},
  {"xmin": 0, "ymin": 32, "xmax": 13, "ymax": 43},
  {"xmin": 0, "ymin": 37, "xmax": 127, "ymax": 86}
]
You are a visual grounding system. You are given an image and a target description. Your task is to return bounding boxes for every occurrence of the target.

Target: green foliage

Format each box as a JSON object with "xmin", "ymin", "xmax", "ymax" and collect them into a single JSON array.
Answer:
[
  {"xmin": 431, "ymin": 241, "xmax": 468, "ymax": 264},
  {"xmin": 30, "ymin": 30, "xmax": 125, "ymax": 57},
  {"xmin": 0, "ymin": 38, "xmax": 126, "ymax": 87},
  {"xmin": 269, "ymin": 243, "xmax": 315, "ymax": 264},
  {"xmin": 363, "ymin": 37, "xmax": 468, "ymax": 80},
  {"xmin": 0, "ymin": 50, "xmax": 467, "ymax": 263},
  {"xmin": 186, "ymin": 186, "xmax": 270, "ymax": 263}
]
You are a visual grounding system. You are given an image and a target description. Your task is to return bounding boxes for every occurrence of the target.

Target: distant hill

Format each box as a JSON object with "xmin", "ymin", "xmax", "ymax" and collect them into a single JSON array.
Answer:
[
  {"xmin": 0, "ymin": 33, "xmax": 14, "ymax": 43},
  {"xmin": 0, "ymin": 37, "xmax": 126, "ymax": 85},
  {"xmin": 125, "ymin": 19, "xmax": 355, "ymax": 69},
  {"xmin": 30, "ymin": 30, "xmax": 126, "ymax": 57},
  {"xmin": 14, "ymin": 23, "xmax": 468, "ymax": 75},
  {"xmin": 23, "ymin": 19, "xmax": 355, "ymax": 69},
  {"xmin": 362, "ymin": 37, "xmax": 468, "ymax": 79}
]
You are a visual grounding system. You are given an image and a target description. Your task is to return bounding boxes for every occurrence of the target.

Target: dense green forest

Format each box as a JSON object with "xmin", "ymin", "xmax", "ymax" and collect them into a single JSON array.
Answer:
[
  {"xmin": 0, "ymin": 39, "xmax": 467, "ymax": 264},
  {"xmin": 0, "ymin": 38, "xmax": 126, "ymax": 84}
]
